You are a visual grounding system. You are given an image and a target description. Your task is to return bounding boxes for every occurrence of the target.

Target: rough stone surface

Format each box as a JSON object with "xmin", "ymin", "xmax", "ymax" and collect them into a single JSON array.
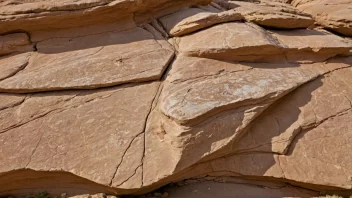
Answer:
[
  {"xmin": 292, "ymin": 0, "xmax": 352, "ymax": 36},
  {"xmin": 0, "ymin": 27, "xmax": 174, "ymax": 93},
  {"xmin": 177, "ymin": 22, "xmax": 285, "ymax": 62},
  {"xmin": 1, "ymin": 0, "xmax": 352, "ymax": 197},
  {"xmin": 159, "ymin": 8, "xmax": 243, "ymax": 37},
  {"xmin": 0, "ymin": 33, "xmax": 33, "ymax": 56},
  {"xmin": 216, "ymin": 0, "xmax": 314, "ymax": 28}
]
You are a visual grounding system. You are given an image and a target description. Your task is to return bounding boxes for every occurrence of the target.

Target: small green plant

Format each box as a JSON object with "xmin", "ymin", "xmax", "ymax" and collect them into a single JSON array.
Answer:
[
  {"xmin": 36, "ymin": 191, "xmax": 49, "ymax": 198},
  {"xmin": 25, "ymin": 194, "xmax": 35, "ymax": 198}
]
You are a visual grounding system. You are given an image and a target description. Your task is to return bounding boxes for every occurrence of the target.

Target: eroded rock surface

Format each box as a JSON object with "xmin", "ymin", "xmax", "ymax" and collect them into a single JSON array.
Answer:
[
  {"xmin": 216, "ymin": 0, "xmax": 314, "ymax": 28},
  {"xmin": 0, "ymin": 0, "xmax": 352, "ymax": 197},
  {"xmin": 292, "ymin": 0, "xmax": 352, "ymax": 36}
]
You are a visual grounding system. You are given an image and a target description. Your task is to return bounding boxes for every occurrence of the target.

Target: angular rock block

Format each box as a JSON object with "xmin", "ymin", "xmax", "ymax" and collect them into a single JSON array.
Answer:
[
  {"xmin": 216, "ymin": 0, "xmax": 314, "ymax": 29},
  {"xmin": 0, "ymin": 27, "xmax": 174, "ymax": 93},
  {"xmin": 292, "ymin": 0, "xmax": 352, "ymax": 36},
  {"xmin": 0, "ymin": 33, "xmax": 34, "ymax": 56},
  {"xmin": 159, "ymin": 7, "xmax": 243, "ymax": 37}
]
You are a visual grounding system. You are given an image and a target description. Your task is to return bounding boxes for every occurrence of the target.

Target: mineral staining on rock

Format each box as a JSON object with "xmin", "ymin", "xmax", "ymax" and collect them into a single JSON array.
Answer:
[{"xmin": 0, "ymin": 0, "xmax": 352, "ymax": 197}]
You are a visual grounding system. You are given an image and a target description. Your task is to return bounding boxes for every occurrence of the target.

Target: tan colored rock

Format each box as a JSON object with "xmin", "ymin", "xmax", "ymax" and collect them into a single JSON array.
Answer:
[
  {"xmin": 0, "ymin": 52, "xmax": 31, "ymax": 81},
  {"xmin": 0, "ymin": 33, "xmax": 33, "ymax": 56},
  {"xmin": 271, "ymin": 29, "xmax": 352, "ymax": 63},
  {"xmin": 0, "ymin": 0, "xmax": 212, "ymax": 34},
  {"xmin": 292, "ymin": 0, "xmax": 352, "ymax": 36},
  {"xmin": 0, "ymin": 82, "xmax": 159, "ymax": 190},
  {"xmin": 177, "ymin": 22, "xmax": 285, "ymax": 62},
  {"xmin": 159, "ymin": 8, "xmax": 243, "ymax": 37},
  {"xmin": 217, "ymin": 0, "xmax": 314, "ymax": 29},
  {"xmin": 143, "ymin": 56, "xmax": 324, "ymax": 187},
  {"xmin": 0, "ymin": 27, "xmax": 174, "ymax": 93}
]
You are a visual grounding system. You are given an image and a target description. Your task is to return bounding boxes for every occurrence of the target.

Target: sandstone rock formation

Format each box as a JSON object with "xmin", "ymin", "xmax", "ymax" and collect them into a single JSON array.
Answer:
[
  {"xmin": 292, "ymin": 0, "xmax": 352, "ymax": 36},
  {"xmin": 0, "ymin": 0, "xmax": 352, "ymax": 197}
]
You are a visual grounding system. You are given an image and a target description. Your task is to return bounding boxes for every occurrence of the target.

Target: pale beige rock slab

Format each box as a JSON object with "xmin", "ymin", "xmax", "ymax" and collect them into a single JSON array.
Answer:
[
  {"xmin": 217, "ymin": 0, "xmax": 314, "ymax": 28},
  {"xmin": 0, "ymin": 33, "xmax": 33, "ymax": 56},
  {"xmin": 159, "ymin": 8, "xmax": 243, "ymax": 37},
  {"xmin": 177, "ymin": 22, "xmax": 285, "ymax": 62},
  {"xmin": 235, "ymin": 61, "xmax": 352, "ymax": 155},
  {"xmin": 144, "ymin": 56, "xmax": 323, "ymax": 187},
  {"xmin": 0, "ymin": 82, "xmax": 159, "ymax": 189},
  {"xmin": 0, "ymin": 27, "xmax": 174, "ymax": 93},
  {"xmin": 292, "ymin": 0, "xmax": 352, "ymax": 36},
  {"xmin": 271, "ymin": 29, "xmax": 352, "ymax": 63},
  {"xmin": 0, "ymin": 0, "xmax": 212, "ymax": 33}
]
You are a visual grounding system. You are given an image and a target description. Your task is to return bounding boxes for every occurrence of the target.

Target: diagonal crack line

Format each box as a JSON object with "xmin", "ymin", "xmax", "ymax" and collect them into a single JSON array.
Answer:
[
  {"xmin": 109, "ymin": 131, "xmax": 144, "ymax": 186},
  {"xmin": 25, "ymin": 126, "xmax": 45, "ymax": 168},
  {"xmin": 115, "ymin": 164, "xmax": 142, "ymax": 187}
]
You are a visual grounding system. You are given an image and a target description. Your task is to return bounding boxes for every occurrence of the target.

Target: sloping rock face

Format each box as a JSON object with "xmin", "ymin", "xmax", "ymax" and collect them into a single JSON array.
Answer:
[
  {"xmin": 292, "ymin": 0, "xmax": 352, "ymax": 36},
  {"xmin": 0, "ymin": 0, "xmax": 352, "ymax": 197}
]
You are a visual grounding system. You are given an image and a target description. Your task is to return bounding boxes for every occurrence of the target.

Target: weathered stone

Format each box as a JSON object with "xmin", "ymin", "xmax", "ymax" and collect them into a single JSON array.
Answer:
[
  {"xmin": 0, "ymin": 52, "xmax": 31, "ymax": 81},
  {"xmin": 216, "ymin": 0, "xmax": 314, "ymax": 29},
  {"xmin": 0, "ymin": 82, "xmax": 159, "ymax": 190},
  {"xmin": 0, "ymin": 0, "xmax": 212, "ymax": 34},
  {"xmin": 271, "ymin": 29, "xmax": 352, "ymax": 63},
  {"xmin": 292, "ymin": 0, "xmax": 352, "ymax": 36},
  {"xmin": 143, "ymin": 56, "xmax": 323, "ymax": 187},
  {"xmin": 0, "ymin": 33, "xmax": 33, "ymax": 56},
  {"xmin": 0, "ymin": 27, "xmax": 174, "ymax": 93},
  {"xmin": 159, "ymin": 8, "xmax": 243, "ymax": 37},
  {"xmin": 177, "ymin": 22, "xmax": 285, "ymax": 62}
]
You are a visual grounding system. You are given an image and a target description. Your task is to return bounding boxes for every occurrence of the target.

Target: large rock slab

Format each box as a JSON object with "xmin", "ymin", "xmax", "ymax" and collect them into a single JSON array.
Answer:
[
  {"xmin": 159, "ymin": 8, "xmax": 243, "ymax": 37},
  {"xmin": 0, "ymin": 82, "xmax": 160, "ymax": 193},
  {"xmin": 143, "ymin": 56, "xmax": 325, "ymax": 187},
  {"xmin": 292, "ymin": 0, "xmax": 352, "ymax": 36},
  {"xmin": 0, "ymin": 33, "xmax": 33, "ymax": 56},
  {"xmin": 0, "ymin": 0, "xmax": 212, "ymax": 34},
  {"xmin": 271, "ymin": 29, "xmax": 352, "ymax": 63},
  {"xmin": 0, "ymin": 27, "xmax": 174, "ymax": 93},
  {"xmin": 172, "ymin": 65, "xmax": 352, "ymax": 191},
  {"xmin": 177, "ymin": 22, "xmax": 285, "ymax": 62},
  {"xmin": 216, "ymin": 0, "xmax": 314, "ymax": 29}
]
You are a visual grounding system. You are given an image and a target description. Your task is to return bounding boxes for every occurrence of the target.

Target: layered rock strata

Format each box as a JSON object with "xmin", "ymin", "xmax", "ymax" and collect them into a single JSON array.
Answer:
[{"xmin": 0, "ymin": 0, "xmax": 352, "ymax": 197}]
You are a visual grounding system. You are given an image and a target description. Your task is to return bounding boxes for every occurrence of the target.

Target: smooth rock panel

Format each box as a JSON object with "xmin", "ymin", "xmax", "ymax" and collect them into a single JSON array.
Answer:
[
  {"xmin": 217, "ymin": 0, "xmax": 314, "ymax": 29},
  {"xmin": 177, "ymin": 22, "xmax": 285, "ymax": 62},
  {"xmin": 292, "ymin": 0, "xmax": 352, "ymax": 36},
  {"xmin": 0, "ymin": 27, "xmax": 174, "ymax": 93},
  {"xmin": 271, "ymin": 29, "xmax": 352, "ymax": 63},
  {"xmin": 0, "ymin": 82, "xmax": 159, "ymax": 189},
  {"xmin": 159, "ymin": 8, "xmax": 243, "ymax": 37}
]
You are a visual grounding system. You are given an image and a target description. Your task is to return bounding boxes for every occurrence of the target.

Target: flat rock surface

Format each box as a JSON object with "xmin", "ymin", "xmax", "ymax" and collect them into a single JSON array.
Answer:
[
  {"xmin": 0, "ymin": 0, "xmax": 211, "ymax": 33},
  {"xmin": 292, "ymin": 0, "xmax": 352, "ymax": 36},
  {"xmin": 159, "ymin": 7, "xmax": 243, "ymax": 37},
  {"xmin": 0, "ymin": 82, "xmax": 159, "ymax": 189},
  {"xmin": 0, "ymin": 27, "xmax": 174, "ymax": 93},
  {"xmin": 177, "ymin": 22, "xmax": 284, "ymax": 62},
  {"xmin": 271, "ymin": 29, "xmax": 352, "ymax": 62},
  {"xmin": 217, "ymin": 0, "xmax": 314, "ymax": 28}
]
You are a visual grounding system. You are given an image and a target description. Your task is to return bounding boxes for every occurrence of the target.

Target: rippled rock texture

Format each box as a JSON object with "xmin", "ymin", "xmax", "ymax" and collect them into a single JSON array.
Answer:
[{"xmin": 0, "ymin": 0, "xmax": 352, "ymax": 197}]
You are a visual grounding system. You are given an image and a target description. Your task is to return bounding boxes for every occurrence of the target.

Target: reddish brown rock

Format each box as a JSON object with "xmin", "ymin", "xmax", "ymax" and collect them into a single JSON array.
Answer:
[
  {"xmin": 292, "ymin": 0, "xmax": 352, "ymax": 36},
  {"xmin": 0, "ymin": 52, "xmax": 31, "ymax": 81},
  {"xmin": 0, "ymin": 33, "xmax": 33, "ymax": 56}
]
